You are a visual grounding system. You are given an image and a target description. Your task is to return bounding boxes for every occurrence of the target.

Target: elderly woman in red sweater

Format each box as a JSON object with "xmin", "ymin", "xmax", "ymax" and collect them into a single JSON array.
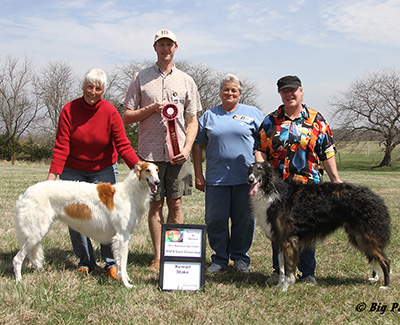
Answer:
[{"xmin": 46, "ymin": 68, "xmax": 140, "ymax": 279}]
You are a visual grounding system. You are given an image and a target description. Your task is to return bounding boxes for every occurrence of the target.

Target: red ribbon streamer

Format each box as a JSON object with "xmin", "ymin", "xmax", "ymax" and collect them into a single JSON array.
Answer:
[{"xmin": 161, "ymin": 103, "xmax": 180, "ymax": 162}]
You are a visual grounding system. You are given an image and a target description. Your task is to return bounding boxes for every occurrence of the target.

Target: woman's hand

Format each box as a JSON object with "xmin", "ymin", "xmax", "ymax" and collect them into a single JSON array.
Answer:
[
  {"xmin": 46, "ymin": 173, "xmax": 58, "ymax": 181},
  {"xmin": 195, "ymin": 174, "xmax": 205, "ymax": 192}
]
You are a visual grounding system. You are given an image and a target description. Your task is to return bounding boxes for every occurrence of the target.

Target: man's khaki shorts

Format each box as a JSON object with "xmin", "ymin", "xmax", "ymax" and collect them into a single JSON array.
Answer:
[{"xmin": 151, "ymin": 160, "xmax": 193, "ymax": 201}]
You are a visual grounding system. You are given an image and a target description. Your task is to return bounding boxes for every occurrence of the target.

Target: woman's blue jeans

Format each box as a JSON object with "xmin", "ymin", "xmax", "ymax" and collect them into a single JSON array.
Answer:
[
  {"xmin": 205, "ymin": 184, "xmax": 255, "ymax": 266},
  {"xmin": 60, "ymin": 163, "xmax": 118, "ymax": 271}
]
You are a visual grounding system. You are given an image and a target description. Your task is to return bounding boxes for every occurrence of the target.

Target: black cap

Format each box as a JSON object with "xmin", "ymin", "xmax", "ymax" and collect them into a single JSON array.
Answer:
[{"xmin": 277, "ymin": 75, "xmax": 302, "ymax": 91}]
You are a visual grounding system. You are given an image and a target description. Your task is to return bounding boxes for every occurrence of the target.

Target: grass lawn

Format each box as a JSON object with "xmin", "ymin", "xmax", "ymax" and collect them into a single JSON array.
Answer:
[{"xmin": 1, "ymin": 143, "xmax": 400, "ymax": 324}]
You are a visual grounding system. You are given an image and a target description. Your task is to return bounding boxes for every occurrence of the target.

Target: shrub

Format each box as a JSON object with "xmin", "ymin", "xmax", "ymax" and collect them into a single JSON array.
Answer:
[
  {"xmin": 0, "ymin": 134, "xmax": 21, "ymax": 161},
  {"xmin": 20, "ymin": 137, "xmax": 53, "ymax": 162}
]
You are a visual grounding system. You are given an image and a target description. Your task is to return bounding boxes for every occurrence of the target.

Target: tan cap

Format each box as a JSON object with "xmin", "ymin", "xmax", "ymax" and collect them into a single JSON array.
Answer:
[{"xmin": 154, "ymin": 29, "xmax": 177, "ymax": 44}]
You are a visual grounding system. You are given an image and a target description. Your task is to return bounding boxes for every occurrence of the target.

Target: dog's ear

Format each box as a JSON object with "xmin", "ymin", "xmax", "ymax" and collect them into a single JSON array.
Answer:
[
  {"xmin": 262, "ymin": 161, "xmax": 271, "ymax": 169},
  {"xmin": 135, "ymin": 161, "xmax": 143, "ymax": 179},
  {"xmin": 263, "ymin": 161, "xmax": 275, "ymax": 174}
]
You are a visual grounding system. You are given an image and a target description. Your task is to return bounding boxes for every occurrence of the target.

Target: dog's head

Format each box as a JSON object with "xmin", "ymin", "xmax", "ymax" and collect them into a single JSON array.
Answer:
[
  {"xmin": 247, "ymin": 162, "xmax": 277, "ymax": 196},
  {"xmin": 136, "ymin": 162, "xmax": 160, "ymax": 194}
]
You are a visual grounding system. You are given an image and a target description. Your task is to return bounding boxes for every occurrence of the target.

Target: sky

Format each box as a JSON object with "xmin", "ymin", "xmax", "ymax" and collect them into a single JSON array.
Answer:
[{"xmin": 1, "ymin": 0, "xmax": 399, "ymax": 123}]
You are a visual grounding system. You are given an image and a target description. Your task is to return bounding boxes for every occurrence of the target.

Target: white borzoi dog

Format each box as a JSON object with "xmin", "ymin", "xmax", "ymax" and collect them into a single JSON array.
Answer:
[{"xmin": 13, "ymin": 161, "xmax": 160, "ymax": 289}]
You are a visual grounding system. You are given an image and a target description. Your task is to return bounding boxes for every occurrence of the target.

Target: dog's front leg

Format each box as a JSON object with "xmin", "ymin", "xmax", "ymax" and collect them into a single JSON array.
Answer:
[
  {"xmin": 112, "ymin": 234, "xmax": 133, "ymax": 289},
  {"xmin": 277, "ymin": 251, "xmax": 285, "ymax": 287},
  {"xmin": 274, "ymin": 251, "xmax": 291, "ymax": 292}
]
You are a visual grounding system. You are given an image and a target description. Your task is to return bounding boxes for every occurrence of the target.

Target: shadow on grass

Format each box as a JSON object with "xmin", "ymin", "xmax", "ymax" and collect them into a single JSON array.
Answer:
[
  {"xmin": 127, "ymin": 251, "xmax": 154, "ymax": 267},
  {"xmin": 317, "ymin": 275, "xmax": 369, "ymax": 287},
  {"xmin": 0, "ymin": 250, "xmax": 17, "ymax": 276},
  {"xmin": 0, "ymin": 248, "xmax": 77, "ymax": 279},
  {"xmin": 206, "ymin": 266, "xmax": 374, "ymax": 290},
  {"xmin": 45, "ymin": 247, "xmax": 76, "ymax": 270},
  {"xmin": 0, "ymin": 248, "xmax": 155, "ymax": 282},
  {"xmin": 43, "ymin": 248, "xmax": 154, "ymax": 271},
  {"xmin": 2, "ymin": 248, "xmax": 382, "ymax": 291},
  {"xmin": 205, "ymin": 265, "xmax": 269, "ymax": 288}
]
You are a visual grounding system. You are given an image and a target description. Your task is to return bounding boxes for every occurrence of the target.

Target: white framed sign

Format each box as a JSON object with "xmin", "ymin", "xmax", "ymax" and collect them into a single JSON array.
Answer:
[
  {"xmin": 159, "ymin": 224, "xmax": 206, "ymax": 291},
  {"xmin": 161, "ymin": 261, "xmax": 202, "ymax": 291}
]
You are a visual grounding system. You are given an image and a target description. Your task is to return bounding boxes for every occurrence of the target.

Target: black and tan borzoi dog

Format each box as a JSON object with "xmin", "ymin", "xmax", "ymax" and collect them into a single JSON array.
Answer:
[{"xmin": 247, "ymin": 162, "xmax": 390, "ymax": 291}]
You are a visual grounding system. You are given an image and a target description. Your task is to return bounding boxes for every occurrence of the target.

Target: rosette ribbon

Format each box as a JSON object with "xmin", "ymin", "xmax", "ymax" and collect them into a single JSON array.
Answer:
[{"xmin": 161, "ymin": 103, "xmax": 180, "ymax": 163}]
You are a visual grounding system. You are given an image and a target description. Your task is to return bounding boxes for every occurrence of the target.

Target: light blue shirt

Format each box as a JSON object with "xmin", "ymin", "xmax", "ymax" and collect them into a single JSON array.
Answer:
[{"xmin": 195, "ymin": 104, "xmax": 264, "ymax": 186}]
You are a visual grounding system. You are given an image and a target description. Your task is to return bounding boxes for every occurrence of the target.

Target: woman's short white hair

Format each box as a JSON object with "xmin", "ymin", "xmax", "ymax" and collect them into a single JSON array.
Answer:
[
  {"xmin": 220, "ymin": 73, "xmax": 242, "ymax": 93},
  {"xmin": 82, "ymin": 68, "xmax": 107, "ymax": 91}
]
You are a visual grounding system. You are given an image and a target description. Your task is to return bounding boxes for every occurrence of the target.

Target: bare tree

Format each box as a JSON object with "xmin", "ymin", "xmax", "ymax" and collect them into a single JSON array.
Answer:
[
  {"xmin": 107, "ymin": 61, "xmax": 154, "ymax": 101},
  {"xmin": 331, "ymin": 69, "xmax": 400, "ymax": 167},
  {"xmin": 34, "ymin": 60, "xmax": 79, "ymax": 134},
  {"xmin": 106, "ymin": 62, "xmax": 155, "ymax": 150},
  {"xmin": 0, "ymin": 55, "xmax": 40, "ymax": 141},
  {"xmin": 109, "ymin": 60, "xmax": 261, "ymax": 117},
  {"xmin": 175, "ymin": 60, "xmax": 220, "ymax": 115},
  {"xmin": 176, "ymin": 62, "xmax": 261, "ymax": 115}
]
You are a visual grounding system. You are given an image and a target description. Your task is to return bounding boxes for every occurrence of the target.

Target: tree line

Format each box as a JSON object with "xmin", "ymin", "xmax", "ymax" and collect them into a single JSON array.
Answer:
[
  {"xmin": 1, "ymin": 54, "xmax": 400, "ymax": 167},
  {"xmin": 0, "ymin": 55, "xmax": 260, "ymax": 162}
]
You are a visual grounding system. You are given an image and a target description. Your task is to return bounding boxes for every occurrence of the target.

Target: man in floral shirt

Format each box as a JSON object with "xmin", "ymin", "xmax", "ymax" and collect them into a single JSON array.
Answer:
[{"xmin": 254, "ymin": 75, "xmax": 342, "ymax": 285}]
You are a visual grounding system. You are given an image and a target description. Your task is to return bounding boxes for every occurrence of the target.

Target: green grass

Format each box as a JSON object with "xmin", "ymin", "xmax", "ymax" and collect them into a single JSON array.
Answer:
[
  {"xmin": 336, "ymin": 141, "xmax": 400, "ymax": 171},
  {"xmin": 1, "ymin": 148, "xmax": 400, "ymax": 324}
]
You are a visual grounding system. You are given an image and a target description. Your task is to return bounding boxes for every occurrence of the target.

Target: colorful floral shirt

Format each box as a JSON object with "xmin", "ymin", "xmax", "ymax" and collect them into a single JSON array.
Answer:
[{"xmin": 254, "ymin": 104, "xmax": 336, "ymax": 183}]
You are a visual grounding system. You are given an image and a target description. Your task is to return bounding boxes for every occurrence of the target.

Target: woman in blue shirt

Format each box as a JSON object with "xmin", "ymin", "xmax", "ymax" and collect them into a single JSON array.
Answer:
[{"xmin": 193, "ymin": 74, "xmax": 264, "ymax": 273}]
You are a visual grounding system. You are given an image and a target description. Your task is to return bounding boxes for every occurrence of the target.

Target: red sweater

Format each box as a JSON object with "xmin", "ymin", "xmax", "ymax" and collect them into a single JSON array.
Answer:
[{"xmin": 49, "ymin": 97, "xmax": 140, "ymax": 174}]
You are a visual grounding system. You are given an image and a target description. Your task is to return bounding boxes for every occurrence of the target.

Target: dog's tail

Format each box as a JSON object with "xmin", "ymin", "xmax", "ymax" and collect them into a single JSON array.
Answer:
[
  {"xmin": 342, "ymin": 185, "xmax": 391, "ymax": 288},
  {"xmin": 345, "ymin": 221, "xmax": 391, "ymax": 288}
]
